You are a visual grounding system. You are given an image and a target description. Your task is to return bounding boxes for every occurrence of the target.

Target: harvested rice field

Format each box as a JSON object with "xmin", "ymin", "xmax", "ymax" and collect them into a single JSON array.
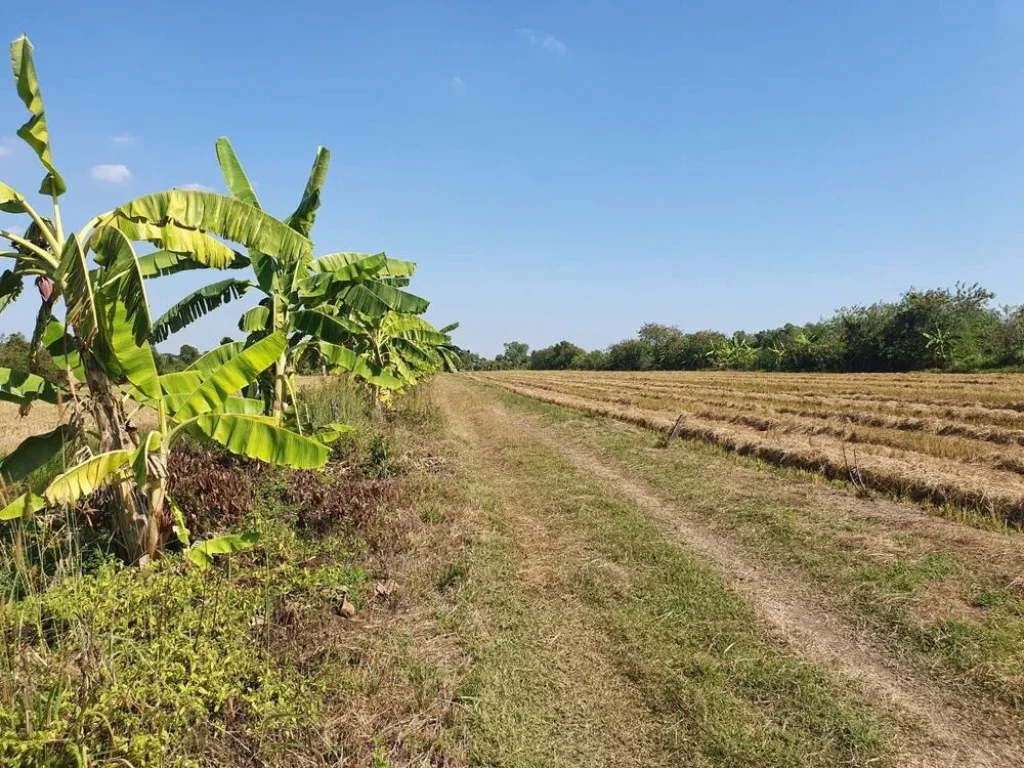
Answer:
[{"xmin": 471, "ymin": 370, "xmax": 1024, "ymax": 526}]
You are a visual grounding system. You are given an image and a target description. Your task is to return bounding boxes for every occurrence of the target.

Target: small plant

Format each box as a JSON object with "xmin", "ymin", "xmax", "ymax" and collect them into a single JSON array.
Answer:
[{"xmin": 364, "ymin": 433, "xmax": 403, "ymax": 478}]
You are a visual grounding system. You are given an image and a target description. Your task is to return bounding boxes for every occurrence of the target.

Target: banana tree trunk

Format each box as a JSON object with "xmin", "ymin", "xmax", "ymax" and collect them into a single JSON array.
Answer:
[{"xmin": 82, "ymin": 352, "xmax": 150, "ymax": 563}]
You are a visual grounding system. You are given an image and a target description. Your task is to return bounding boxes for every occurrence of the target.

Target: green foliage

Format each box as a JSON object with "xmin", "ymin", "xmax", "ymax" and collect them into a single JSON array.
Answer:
[
  {"xmin": 475, "ymin": 283, "xmax": 1021, "ymax": 374},
  {"xmin": 0, "ymin": 534, "xmax": 366, "ymax": 767},
  {"xmin": 528, "ymin": 340, "xmax": 585, "ymax": 370}
]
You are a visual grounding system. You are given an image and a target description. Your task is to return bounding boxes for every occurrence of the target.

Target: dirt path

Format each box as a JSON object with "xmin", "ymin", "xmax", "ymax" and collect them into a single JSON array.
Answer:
[{"xmin": 441, "ymin": 377, "xmax": 1023, "ymax": 768}]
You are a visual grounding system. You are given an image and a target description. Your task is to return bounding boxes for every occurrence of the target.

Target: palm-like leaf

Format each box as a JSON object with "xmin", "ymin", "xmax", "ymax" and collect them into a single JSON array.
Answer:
[
  {"xmin": 286, "ymin": 147, "xmax": 330, "ymax": 237},
  {"xmin": 106, "ymin": 288, "xmax": 160, "ymax": 401},
  {"xmin": 0, "ymin": 367, "xmax": 61, "ymax": 405},
  {"xmin": 44, "ymin": 450, "xmax": 131, "ymax": 505},
  {"xmin": 151, "ymin": 279, "xmax": 253, "ymax": 343},
  {"xmin": 112, "ymin": 191, "xmax": 312, "ymax": 264},
  {"xmin": 9, "ymin": 36, "xmax": 65, "ymax": 196},
  {"xmin": 192, "ymin": 414, "xmax": 328, "ymax": 468},
  {"xmin": 92, "ymin": 227, "xmax": 152, "ymax": 345},
  {"xmin": 174, "ymin": 332, "xmax": 285, "ymax": 421},
  {"xmin": 239, "ymin": 304, "xmax": 271, "ymax": 333},
  {"xmin": 215, "ymin": 137, "xmax": 261, "ymax": 209},
  {"xmin": 292, "ymin": 310, "xmax": 361, "ymax": 345},
  {"xmin": 183, "ymin": 341, "xmax": 244, "ymax": 373},
  {"xmin": 0, "ymin": 492, "xmax": 45, "ymax": 521},
  {"xmin": 138, "ymin": 249, "xmax": 250, "ymax": 279},
  {"xmin": 0, "ymin": 425, "xmax": 73, "ymax": 483},
  {"xmin": 57, "ymin": 234, "xmax": 97, "ymax": 343},
  {"xmin": 106, "ymin": 219, "xmax": 238, "ymax": 269}
]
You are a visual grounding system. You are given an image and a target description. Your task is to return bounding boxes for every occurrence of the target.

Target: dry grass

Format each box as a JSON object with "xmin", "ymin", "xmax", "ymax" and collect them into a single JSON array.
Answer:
[
  {"xmin": 474, "ymin": 371, "xmax": 1024, "ymax": 525},
  {"xmin": 0, "ymin": 401, "xmax": 63, "ymax": 456}
]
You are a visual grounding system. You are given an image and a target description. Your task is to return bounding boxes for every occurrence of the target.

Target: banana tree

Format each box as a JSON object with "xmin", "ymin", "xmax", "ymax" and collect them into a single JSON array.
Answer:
[
  {"xmin": 2, "ymin": 319, "xmax": 330, "ymax": 562},
  {"xmin": 149, "ymin": 138, "xmax": 429, "ymax": 419},
  {"xmin": 1, "ymin": 35, "xmax": 323, "ymax": 561},
  {"xmin": 1, "ymin": 35, "xmax": 312, "ymax": 452},
  {"xmin": 321, "ymin": 311, "xmax": 460, "ymax": 401}
]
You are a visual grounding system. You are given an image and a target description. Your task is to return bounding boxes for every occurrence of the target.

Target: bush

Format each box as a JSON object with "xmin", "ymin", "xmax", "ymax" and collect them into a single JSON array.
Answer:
[{"xmin": 168, "ymin": 448, "xmax": 258, "ymax": 533}]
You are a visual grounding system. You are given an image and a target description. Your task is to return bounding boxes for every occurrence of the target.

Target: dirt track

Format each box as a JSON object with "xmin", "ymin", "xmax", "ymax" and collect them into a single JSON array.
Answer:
[{"xmin": 439, "ymin": 376, "xmax": 1024, "ymax": 767}]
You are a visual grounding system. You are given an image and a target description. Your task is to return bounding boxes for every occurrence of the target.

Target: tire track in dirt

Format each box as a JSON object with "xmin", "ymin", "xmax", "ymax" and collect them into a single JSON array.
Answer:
[
  {"xmin": 452, "ymin": 378, "xmax": 1023, "ymax": 768},
  {"xmin": 435, "ymin": 379, "xmax": 681, "ymax": 767}
]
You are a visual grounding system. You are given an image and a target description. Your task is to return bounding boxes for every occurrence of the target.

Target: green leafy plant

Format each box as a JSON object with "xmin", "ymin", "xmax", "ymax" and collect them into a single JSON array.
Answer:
[
  {"xmin": 0, "ymin": 35, "xmax": 328, "ymax": 560},
  {"xmin": 150, "ymin": 138, "xmax": 431, "ymax": 420}
]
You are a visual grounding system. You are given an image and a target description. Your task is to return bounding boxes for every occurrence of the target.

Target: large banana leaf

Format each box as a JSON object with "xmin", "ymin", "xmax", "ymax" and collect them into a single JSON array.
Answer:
[
  {"xmin": 0, "ymin": 367, "xmax": 61, "ymax": 405},
  {"xmin": 308, "ymin": 251, "xmax": 385, "ymax": 275},
  {"xmin": 292, "ymin": 310, "xmax": 361, "ymax": 345},
  {"xmin": 316, "ymin": 341, "xmax": 366, "ymax": 373},
  {"xmin": 316, "ymin": 342, "xmax": 403, "ymax": 389},
  {"xmin": 42, "ymin": 319, "xmax": 85, "ymax": 380},
  {"xmin": 193, "ymin": 414, "xmax": 328, "ymax": 468},
  {"xmin": 381, "ymin": 258, "xmax": 417, "ymax": 277},
  {"xmin": 174, "ymin": 332, "xmax": 285, "ymax": 421},
  {"xmin": 386, "ymin": 314, "xmax": 451, "ymax": 344},
  {"xmin": 57, "ymin": 235, "xmax": 97, "ymax": 343},
  {"xmin": 0, "ymin": 492, "xmax": 45, "ymax": 521},
  {"xmin": 0, "ymin": 425, "xmax": 73, "ymax": 483},
  {"xmin": 163, "ymin": 393, "xmax": 264, "ymax": 415},
  {"xmin": 151, "ymin": 278, "xmax": 253, "ymax": 343},
  {"xmin": 215, "ymin": 137, "xmax": 261, "ymax": 209},
  {"xmin": 45, "ymin": 450, "xmax": 131, "ymax": 505},
  {"xmin": 300, "ymin": 254, "xmax": 388, "ymax": 298},
  {"xmin": 130, "ymin": 430, "xmax": 161, "ymax": 485},
  {"xmin": 138, "ymin": 249, "xmax": 250, "ymax": 279},
  {"xmin": 110, "ymin": 219, "xmax": 237, "ymax": 269},
  {"xmin": 9, "ymin": 36, "xmax": 65, "ymax": 196},
  {"xmin": 437, "ymin": 346, "xmax": 461, "ymax": 372},
  {"xmin": 239, "ymin": 304, "xmax": 271, "ymax": 333},
  {"xmin": 159, "ymin": 370, "xmax": 205, "ymax": 394},
  {"xmin": 92, "ymin": 227, "xmax": 151, "ymax": 345},
  {"xmin": 188, "ymin": 531, "xmax": 259, "ymax": 569},
  {"xmin": 105, "ymin": 286, "xmax": 160, "ymax": 401},
  {"xmin": 185, "ymin": 341, "xmax": 246, "ymax": 373},
  {"xmin": 333, "ymin": 281, "xmax": 429, "ymax": 316},
  {"xmin": 285, "ymin": 147, "xmax": 330, "ymax": 237},
  {"xmin": 113, "ymin": 191, "xmax": 312, "ymax": 264}
]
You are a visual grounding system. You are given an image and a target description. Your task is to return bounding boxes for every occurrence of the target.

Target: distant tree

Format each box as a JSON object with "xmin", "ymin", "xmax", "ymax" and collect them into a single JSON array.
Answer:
[
  {"xmin": 219, "ymin": 336, "xmax": 234, "ymax": 346},
  {"xmin": 573, "ymin": 349, "xmax": 609, "ymax": 370},
  {"xmin": 499, "ymin": 340, "xmax": 530, "ymax": 369},
  {"xmin": 530, "ymin": 341, "xmax": 584, "ymax": 370},
  {"xmin": 637, "ymin": 323, "xmax": 686, "ymax": 369},
  {"xmin": 178, "ymin": 344, "xmax": 200, "ymax": 365},
  {"xmin": 606, "ymin": 338, "xmax": 654, "ymax": 370}
]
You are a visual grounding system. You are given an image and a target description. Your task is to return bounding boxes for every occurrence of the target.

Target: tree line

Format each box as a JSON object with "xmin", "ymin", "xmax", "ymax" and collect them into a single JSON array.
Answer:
[{"xmin": 459, "ymin": 283, "xmax": 1024, "ymax": 373}]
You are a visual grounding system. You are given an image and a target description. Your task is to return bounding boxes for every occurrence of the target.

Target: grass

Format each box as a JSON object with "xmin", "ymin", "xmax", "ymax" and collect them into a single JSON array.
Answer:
[
  {"xmin": 483, "ymin": 381, "xmax": 1024, "ymax": 720},
  {"xmin": 0, "ymin": 379, "xmax": 471, "ymax": 767},
  {"xmin": 438, "ymin": 380, "xmax": 897, "ymax": 767}
]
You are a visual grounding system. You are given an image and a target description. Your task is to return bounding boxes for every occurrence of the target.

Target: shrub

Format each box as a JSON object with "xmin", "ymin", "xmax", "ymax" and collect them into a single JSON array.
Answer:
[{"xmin": 168, "ymin": 449, "xmax": 258, "ymax": 533}]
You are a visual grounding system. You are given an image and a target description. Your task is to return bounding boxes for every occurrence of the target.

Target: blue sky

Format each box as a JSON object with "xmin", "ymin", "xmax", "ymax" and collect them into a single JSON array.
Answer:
[{"xmin": 3, "ymin": 1, "xmax": 1024, "ymax": 356}]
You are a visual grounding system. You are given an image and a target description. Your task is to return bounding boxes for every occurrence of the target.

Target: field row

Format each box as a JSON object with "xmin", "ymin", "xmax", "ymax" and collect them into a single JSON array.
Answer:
[{"xmin": 471, "ymin": 371, "xmax": 1024, "ymax": 524}]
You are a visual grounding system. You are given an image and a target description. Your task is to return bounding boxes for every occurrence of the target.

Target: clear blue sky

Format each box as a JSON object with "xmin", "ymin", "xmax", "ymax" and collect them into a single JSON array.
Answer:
[{"xmin": 3, "ymin": 1, "xmax": 1024, "ymax": 356}]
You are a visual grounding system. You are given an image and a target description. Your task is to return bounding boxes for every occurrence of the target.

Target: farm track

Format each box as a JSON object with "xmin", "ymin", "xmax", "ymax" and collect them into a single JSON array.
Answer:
[
  {"xmin": 474, "ymin": 372, "xmax": 1024, "ymax": 524},
  {"xmin": 439, "ymin": 377, "xmax": 1024, "ymax": 767}
]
